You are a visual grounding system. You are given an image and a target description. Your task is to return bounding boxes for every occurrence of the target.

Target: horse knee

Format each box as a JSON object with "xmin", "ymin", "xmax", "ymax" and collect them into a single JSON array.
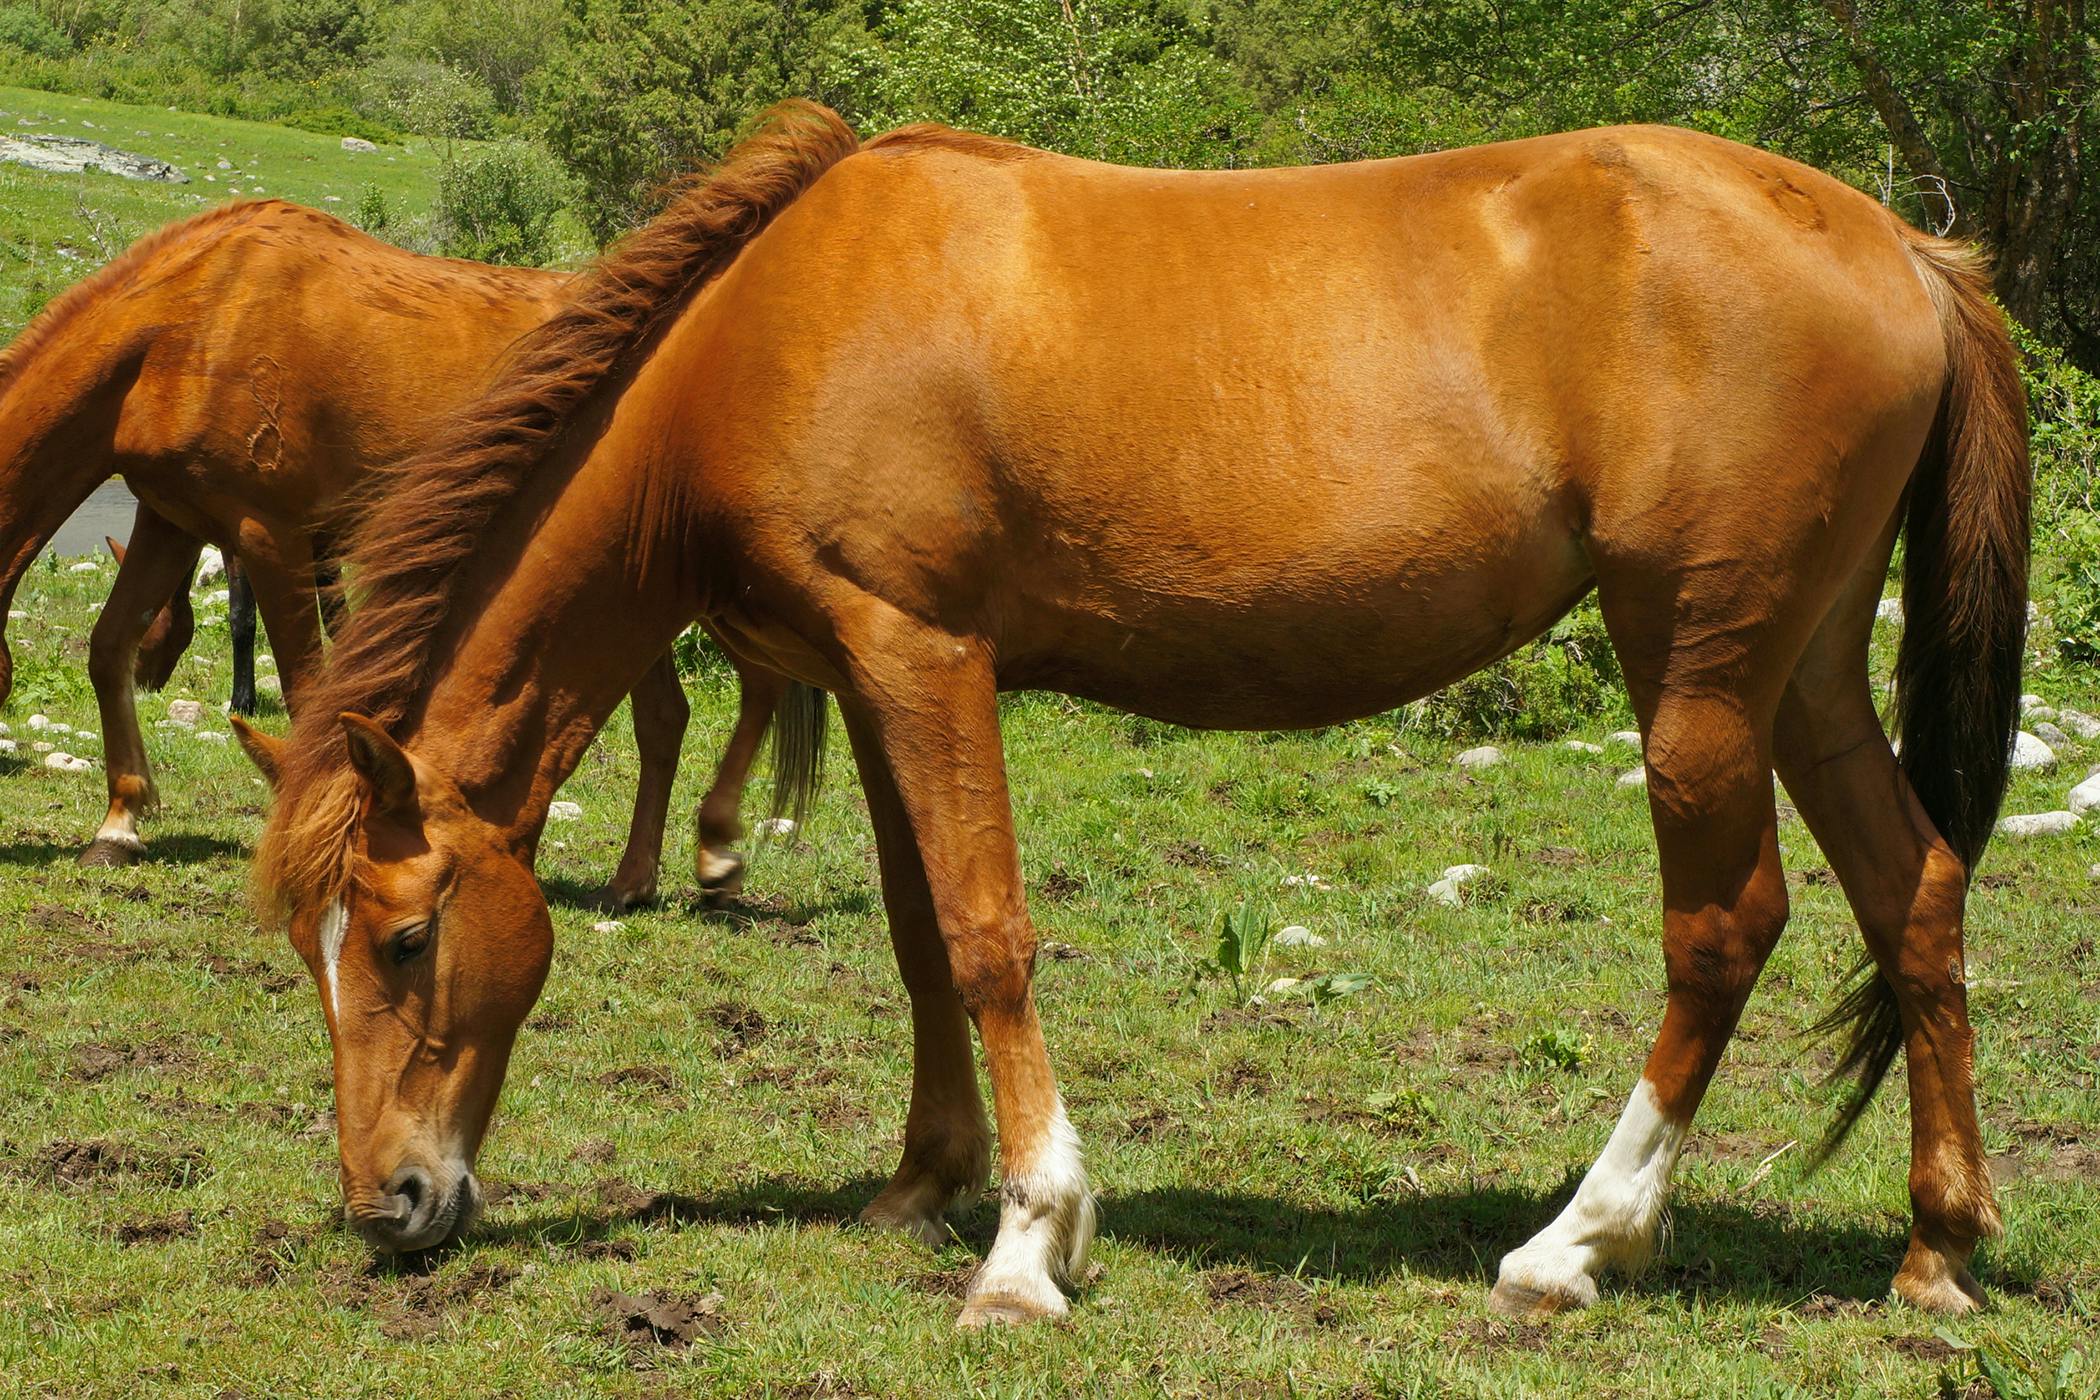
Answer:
[{"xmin": 945, "ymin": 913, "xmax": 1038, "ymax": 1017}]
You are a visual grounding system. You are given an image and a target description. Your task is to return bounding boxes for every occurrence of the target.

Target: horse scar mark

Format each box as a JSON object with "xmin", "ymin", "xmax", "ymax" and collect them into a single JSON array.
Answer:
[
  {"xmin": 247, "ymin": 354, "xmax": 286, "ymax": 472},
  {"xmin": 1753, "ymin": 169, "xmax": 1827, "ymax": 233}
]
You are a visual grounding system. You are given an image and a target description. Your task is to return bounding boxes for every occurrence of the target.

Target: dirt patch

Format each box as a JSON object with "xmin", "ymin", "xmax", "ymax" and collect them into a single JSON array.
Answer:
[
  {"xmin": 740, "ymin": 1062, "xmax": 839, "ymax": 1093},
  {"xmin": 594, "ymin": 1065, "xmax": 684, "ymax": 1103},
  {"xmin": 1205, "ymin": 1268, "xmax": 1307, "ymax": 1310},
  {"xmin": 196, "ymin": 954, "xmax": 299, "ymax": 993},
  {"xmin": 113, "ymin": 1209, "xmax": 197, "ymax": 1244},
  {"xmin": 908, "ymin": 1264, "xmax": 976, "ymax": 1298},
  {"xmin": 593, "ymin": 1286, "xmax": 725, "ymax": 1352},
  {"xmin": 596, "ymin": 1179, "xmax": 707, "ymax": 1227},
  {"xmin": 1532, "ymin": 846, "xmax": 1585, "ymax": 868},
  {"xmin": 1447, "ymin": 1315, "xmax": 1552, "ymax": 1351},
  {"xmin": 248, "ymin": 1218, "xmax": 323, "ymax": 1285},
  {"xmin": 704, "ymin": 1002, "xmax": 767, "ymax": 1059},
  {"xmin": 1164, "ymin": 839, "xmax": 1229, "ymax": 870},
  {"xmin": 27, "ymin": 1138, "xmax": 208, "ymax": 1189},
  {"xmin": 71, "ymin": 1038, "xmax": 194, "ymax": 1081},
  {"xmin": 379, "ymin": 1261, "xmax": 521, "ymax": 1340},
  {"xmin": 572, "ymin": 1138, "xmax": 617, "ymax": 1166},
  {"xmin": 1887, "ymin": 1334, "xmax": 1960, "ymax": 1361},
  {"xmin": 1796, "ymin": 1293, "xmax": 1877, "ymax": 1319},
  {"xmin": 1213, "ymin": 1059, "xmax": 1272, "ymax": 1097},
  {"xmin": 1791, "ymin": 867, "xmax": 1838, "ymax": 888},
  {"xmin": 574, "ymin": 1237, "xmax": 641, "ymax": 1262},
  {"xmin": 1038, "ymin": 865, "xmax": 1083, "ymax": 902},
  {"xmin": 527, "ymin": 1008, "xmax": 577, "ymax": 1032},
  {"xmin": 486, "ymin": 1180, "xmax": 567, "ymax": 1207},
  {"xmin": 1122, "ymin": 1105, "xmax": 1176, "ymax": 1142}
]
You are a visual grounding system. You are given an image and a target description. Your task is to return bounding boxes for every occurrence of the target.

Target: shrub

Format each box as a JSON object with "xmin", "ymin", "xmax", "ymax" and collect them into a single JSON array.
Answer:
[
  {"xmin": 1402, "ymin": 598, "xmax": 1629, "ymax": 742},
  {"xmin": 0, "ymin": 3, "xmax": 70, "ymax": 58},
  {"xmin": 433, "ymin": 140, "xmax": 571, "ymax": 265}
]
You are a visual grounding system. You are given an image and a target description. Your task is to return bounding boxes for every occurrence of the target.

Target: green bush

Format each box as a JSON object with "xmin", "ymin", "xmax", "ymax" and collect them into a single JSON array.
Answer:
[
  {"xmin": 2017, "ymin": 326, "xmax": 2100, "ymax": 670},
  {"xmin": 279, "ymin": 105, "xmax": 397, "ymax": 143},
  {"xmin": 433, "ymin": 139, "xmax": 571, "ymax": 265},
  {"xmin": 0, "ymin": 4, "xmax": 71, "ymax": 58},
  {"xmin": 1402, "ymin": 598, "xmax": 1629, "ymax": 742}
]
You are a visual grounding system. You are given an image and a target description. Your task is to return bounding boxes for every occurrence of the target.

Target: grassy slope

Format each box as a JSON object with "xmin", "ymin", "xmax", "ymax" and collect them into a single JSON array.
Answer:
[
  {"xmin": 0, "ymin": 556, "xmax": 2094, "ymax": 1399},
  {"xmin": 0, "ymin": 84, "xmax": 447, "ymax": 339}
]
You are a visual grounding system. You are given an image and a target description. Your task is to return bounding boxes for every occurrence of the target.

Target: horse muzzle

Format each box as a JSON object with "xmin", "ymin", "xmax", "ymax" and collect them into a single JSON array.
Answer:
[{"xmin": 350, "ymin": 1161, "xmax": 482, "ymax": 1254}]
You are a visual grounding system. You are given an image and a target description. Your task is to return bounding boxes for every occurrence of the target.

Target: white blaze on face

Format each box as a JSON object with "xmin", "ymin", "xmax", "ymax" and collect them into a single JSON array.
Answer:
[{"xmin": 319, "ymin": 898, "xmax": 348, "ymax": 1019}]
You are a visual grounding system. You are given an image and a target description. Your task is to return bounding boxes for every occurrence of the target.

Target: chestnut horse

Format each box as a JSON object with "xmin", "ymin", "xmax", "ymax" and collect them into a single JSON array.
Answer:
[
  {"xmin": 0, "ymin": 200, "xmax": 815, "ymax": 902},
  {"xmin": 249, "ymin": 105, "xmax": 2027, "ymax": 1324}
]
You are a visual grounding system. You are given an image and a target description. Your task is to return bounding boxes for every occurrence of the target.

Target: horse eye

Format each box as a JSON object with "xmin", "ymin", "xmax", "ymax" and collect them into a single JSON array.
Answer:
[{"xmin": 388, "ymin": 922, "xmax": 432, "ymax": 966}]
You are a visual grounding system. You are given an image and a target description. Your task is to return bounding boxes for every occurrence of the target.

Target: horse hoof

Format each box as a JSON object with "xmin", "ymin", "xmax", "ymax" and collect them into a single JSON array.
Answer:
[
  {"xmin": 858, "ymin": 1200, "xmax": 948, "ymax": 1250},
  {"xmin": 958, "ymin": 1289, "xmax": 1065, "ymax": 1329},
  {"xmin": 696, "ymin": 849, "xmax": 746, "ymax": 903},
  {"xmin": 1893, "ymin": 1265, "xmax": 1987, "ymax": 1315},
  {"xmin": 77, "ymin": 837, "xmax": 143, "ymax": 869},
  {"xmin": 594, "ymin": 881, "xmax": 657, "ymax": 913},
  {"xmin": 1487, "ymin": 1276, "xmax": 1591, "ymax": 1317}
]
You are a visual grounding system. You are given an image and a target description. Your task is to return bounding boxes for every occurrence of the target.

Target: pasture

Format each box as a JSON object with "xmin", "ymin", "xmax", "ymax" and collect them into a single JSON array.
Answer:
[{"xmin": 1, "ymin": 554, "xmax": 2093, "ymax": 1397}]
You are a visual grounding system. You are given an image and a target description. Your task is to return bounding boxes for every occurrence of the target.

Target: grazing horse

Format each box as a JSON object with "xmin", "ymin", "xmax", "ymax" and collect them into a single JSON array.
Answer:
[
  {"xmin": 247, "ymin": 105, "xmax": 2027, "ymax": 1325},
  {"xmin": 0, "ymin": 200, "xmax": 814, "ymax": 901}
]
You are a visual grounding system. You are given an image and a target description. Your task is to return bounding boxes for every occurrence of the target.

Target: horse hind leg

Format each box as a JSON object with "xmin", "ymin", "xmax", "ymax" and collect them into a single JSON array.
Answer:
[
  {"xmin": 692, "ymin": 656, "xmax": 786, "ymax": 902},
  {"xmin": 1774, "ymin": 567, "xmax": 1996, "ymax": 1313}
]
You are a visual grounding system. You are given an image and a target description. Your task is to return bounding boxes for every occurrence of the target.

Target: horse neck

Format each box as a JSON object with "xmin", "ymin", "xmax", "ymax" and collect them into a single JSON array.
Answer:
[{"xmin": 405, "ymin": 463, "xmax": 699, "ymax": 853}]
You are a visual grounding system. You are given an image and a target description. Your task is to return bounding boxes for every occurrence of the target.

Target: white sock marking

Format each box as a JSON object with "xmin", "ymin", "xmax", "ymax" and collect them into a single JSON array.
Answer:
[
  {"xmin": 970, "ymin": 1097, "xmax": 1095, "ymax": 1315},
  {"xmin": 1498, "ymin": 1078, "xmax": 1686, "ymax": 1302}
]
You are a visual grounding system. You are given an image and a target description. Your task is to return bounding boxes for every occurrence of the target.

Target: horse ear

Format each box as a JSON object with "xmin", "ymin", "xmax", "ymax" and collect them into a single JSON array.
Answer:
[
  {"xmin": 338, "ymin": 713, "xmax": 418, "ymax": 816},
  {"xmin": 228, "ymin": 714, "xmax": 284, "ymax": 790},
  {"xmin": 105, "ymin": 535, "xmax": 126, "ymax": 564}
]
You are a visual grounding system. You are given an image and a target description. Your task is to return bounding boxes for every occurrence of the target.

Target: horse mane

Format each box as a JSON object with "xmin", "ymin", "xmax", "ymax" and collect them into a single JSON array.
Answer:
[
  {"xmin": 255, "ymin": 99, "xmax": 863, "ymax": 920},
  {"xmin": 0, "ymin": 200, "xmax": 274, "ymax": 394}
]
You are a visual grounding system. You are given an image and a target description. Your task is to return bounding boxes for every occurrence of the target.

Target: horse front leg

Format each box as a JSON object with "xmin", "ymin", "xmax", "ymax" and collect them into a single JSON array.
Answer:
[
  {"xmin": 599, "ymin": 651, "xmax": 687, "ymax": 910},
  {"xmin": 841, "ymin": 613, "xmax": 1092, "ymax": 1326},
  {"xmin": 80, "ymin": 507, "xmax": 204, "ymax": 866}
]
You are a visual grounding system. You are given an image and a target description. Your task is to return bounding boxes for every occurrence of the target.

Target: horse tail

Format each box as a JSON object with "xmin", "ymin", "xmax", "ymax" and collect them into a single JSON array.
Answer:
[
  {"xmin": 1810, "ymin": 228, "xmax": 2031, "ymax": 1161},
  {"xmin": 767, "ymin": 682, "xmax": 828, "ymax": 831}
]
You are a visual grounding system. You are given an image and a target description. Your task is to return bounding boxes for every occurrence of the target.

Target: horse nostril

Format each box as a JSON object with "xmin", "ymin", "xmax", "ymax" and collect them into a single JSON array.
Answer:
[{"xmin": 388, "ymin": 1166, "xmax": 429, "ymax": 1216}]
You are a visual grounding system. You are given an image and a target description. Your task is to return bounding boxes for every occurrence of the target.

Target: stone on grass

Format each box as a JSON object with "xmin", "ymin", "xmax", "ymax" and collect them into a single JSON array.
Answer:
[
  {"xmin": 758, "ymin": 816, "xmax": 796, "ymax": 837},
  {"xmin": 1564, "ymin": 740, "xmax": 1603, "ymax": 754},
  {"xmin": 167, "ymin": 698, "xmax": 203, "ymax": 727},
  {"xmin": 196, "ymin": 547, "xmax": 225, "ymax": 585},
  {"xmin": 1997, "ymin": 810, "xmax": 2078, "ymax": 838},
  {"xmin": 1875, "ymin": 597, "xmax": 1903, "ymax": 624},
  {"xmin": 592, "ymin": 920, "xmax": 624, "ymax": 934},
  {"xmin": 2034, "ymin": 720, "xmax": 2071, "ymax": 749},
  {"xmin": 1274, "ymin": 924, "xmax": 1325, "ymax": 948},
  {"xmin": 2068, "ymin": 771, "xmax": 2100, "ymax": 814},
  {"xmin": 1606, "ymin": 730, "xmax": 1642, "ymax": 751},
  {"xmin": 548, "ymin": 800, "xmax": 583, "ymax": 821},
  {"xmin": 27, "ymin": 713, "xmax": 49, "ymax": 730},
  {"xmin": 2021, "ymin": 693, "xmax": 2044, "ymax": 712},
  {"xmin": 1454, "ymin": 745, "xmax": 1503, "ymax": 770},
  {"xmin": 1427, "ymin": 863, "xmax": 1488, "ymax": 907},
  {"xmin": 2059, "ymin": 709, "xmax": 2100, "ymax": 740},
  {"xmin": 341, "ymin": 136, "xmax": 377, "ymax": 152},
  {"xmin": 193, "ymin": 730, "xmax": 226, "ymax": 743},
  {"xmin": 44, "ymin": 751, "xmax": 91, "ymax": 773},
  {"xmin": 1617, "ymin": 767, "xmax": 1647, "ymax": 789},
  {"xmin": 67, "ymin": 560, "xmax": 98, "ymax": 573},
  {"xmin": 2010, "ymin": 731, "xmax": 2056, "ymax": 772},
  {"xmin": 0, "ymin": 738, "xmax": 14, "ymax": 753},
  {"xmin": 5, "ymin": 609, "xmax": 24, "ymax": 620},
  {"xmin": 1281, "ymin": 873, "xmax": 1332, "ymax": 891},
  {"xmin": 205, "ymin": 589, "xmax": 230, "ymax": 607}
]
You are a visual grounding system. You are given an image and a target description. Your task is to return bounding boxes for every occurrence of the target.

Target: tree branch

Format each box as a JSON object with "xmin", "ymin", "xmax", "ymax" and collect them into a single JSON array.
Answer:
[{"xmin": 1818, "ymin": 0, "xmax": 1961, "ymax": 226}]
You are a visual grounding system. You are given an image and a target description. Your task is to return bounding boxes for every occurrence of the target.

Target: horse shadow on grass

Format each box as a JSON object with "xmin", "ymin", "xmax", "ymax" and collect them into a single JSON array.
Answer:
[
  {"xmin": 0, "ymin": 831, "xmax": 247, "ymax": 868},
  {"xmin": 538, "ymin": 874, "xmax": 877, "ymax": 929},
  {"xmin": 466, "ymin": 1168, "xmax": 2038, "ymax": 1311}
]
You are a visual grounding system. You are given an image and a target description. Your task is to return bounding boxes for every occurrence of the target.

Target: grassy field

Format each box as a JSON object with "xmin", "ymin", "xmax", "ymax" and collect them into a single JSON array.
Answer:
[
  {"xmin": 0, "ymin": 84, "xmax": 453, "ymax": 340},
  {"xmin": 1, "ymin": 549, "xmax": 2095, "ymax": 1398}
]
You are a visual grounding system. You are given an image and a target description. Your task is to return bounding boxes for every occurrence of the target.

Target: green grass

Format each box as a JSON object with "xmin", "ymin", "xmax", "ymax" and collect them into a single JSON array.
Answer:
[
  {"xmin": 2, "ymin": 553, "xmax": 2095, "ymax": 1398},
  {"xmin": 0, "ymin": 84, "xmax": 453, "ymax": 339}
]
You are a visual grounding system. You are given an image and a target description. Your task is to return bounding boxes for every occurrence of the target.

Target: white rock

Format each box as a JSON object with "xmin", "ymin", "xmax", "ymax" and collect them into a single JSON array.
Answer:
[
  {"xmin": 2034, "ymin": 720, "xmax": 2071, "ymax": 749},
  {"xmin": 167, "ymin": 698, "xmax": 203, "ymax": 726},
  {"xmin": 1606, "ymin": 730, "xmax": 1643, "ymax": 751},
  {"xmin": 1442, "ymin": 863, "xmax": 1489, "ymax": 884},
  {"xmin": 73, "ymin": 730, "xmax": 96, "ymax": 742},
  {"xmin": 27, "ymin": 713, "xmax": 49, "ymax": 730},
  {"xmin": 0, "ymin": 738, "xmax": 14, "ymax": 753},
  {"xmin": 1274, "ymin": 924, "xmax": 1325, "ymax": 948},
  {"xmin": 194, "ymin": 730, "xmax": 227, "ymax": 743},
  {"xmin": 1617, "ymin": 767, "xmax": 1647, "ymax": 788},
  {"xmin": 1264, "ymin": 977, "xmax": 1304, "ymax": 996},
  {"xmin": 2020, "ymin": 693, "xmax": 2045, "ymax": 713},
  {"xmin": 5, "ymin": 609, "xmax": 22, "ymax": 620},
  {"xmin": 205, "ymin": 588, "xmax": 230, "ymax": 607},
  {"xmin": 30, "ymin": 741, "xmax": 52, "ymax": 754},
  {"xmin": 1875, "ymin": 597, "xmax": 1903, "ymax": 624},
  {"xmin": 216, "ymin": 157, "xmax": 230, "ymax": 169},
  {"xmin": 44, "ymin": 751, "xmax": 91, "ymax": 773},
  {"xmin": 1564, "ymin": 740, "xmax": 1603, "ymax": 754},
  {"xmin": 0, "ymin": 720, "xmax": 8, "ymax": 733},
  {"xmin": 591, "ymin": 920, "xmax": 624, "ymax": 934},
  {"xmin": 758, "ymin": 816, "xmax": 797, "ymax": 836},
  {"xmin": 341, "ymin": 136, "xmax": 377, "ymax": 152},
  {"xmin": 2025, "ymin": 704, "xmax": 2059, "ymax": 723},
  {"xmin": 2088, "ymin": 864, "xmax": 2100, "ymax": 881},
  {"xmin": 1454, "ymin": 745, "xmax": 1503, "ymax": 770},
  {"xmin": 196, "ymin": 546, "xmax": 225, "ymax": 585},
  {"xmin": 2058, "ymin": 709, "xmax": 2100, "ymax": 740},
  {"xmin": 47, "ymin": 723, "xmax": 69, "ymax": 735},
  {"xmin": 1280, "ymin": 873, "xmax": 1332, "ymax": 891},
  {"xmin": 547, "ymin": 800, "xmax": 583, "ymax": 821},
  {"xmin": 1998, "ymin": 810, "xmax": 2077, "ymax": 838},
  {"xmin": 1426, "ymin": 863, "xmax": 1489, "ymax": 908},
  {"xmin": 2010, "ymin": 731, "xmax": 2056, "ymax": 772},
  {"xmin": 2068, "ymin": 771, "xmax": 2100, "ymax": 814},
  {"xmin": 67, "ymin": 560, "xmax": 99, "ymax": 573},
  {"xmin": 257, "ymin": 675, "xmax": 281, "ymax": 695}
]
